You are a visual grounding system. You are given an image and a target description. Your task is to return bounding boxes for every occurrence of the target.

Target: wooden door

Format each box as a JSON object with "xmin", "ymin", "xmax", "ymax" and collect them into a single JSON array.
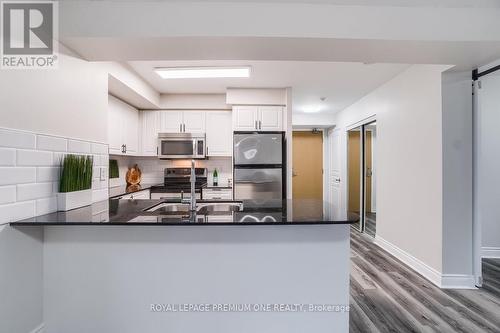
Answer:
[
  {"xmin": 348, "ymin": 131, "xmax": 361, "ymax": 213},
  {"xmin": 292, "ymin": 131, "xmax": 323, "ymax": 199}
]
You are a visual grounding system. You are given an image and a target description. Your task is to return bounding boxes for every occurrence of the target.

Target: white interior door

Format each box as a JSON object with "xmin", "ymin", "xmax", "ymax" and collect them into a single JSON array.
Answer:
[{"xmin": 328, "ymin": 128, "xmax": 343, "ymax": 220}]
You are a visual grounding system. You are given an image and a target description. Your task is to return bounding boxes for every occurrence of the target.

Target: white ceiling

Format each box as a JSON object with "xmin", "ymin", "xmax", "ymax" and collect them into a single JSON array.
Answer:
[{"xmin": 127, "ymin": 60, "xmax": 409, "ymax": 114}]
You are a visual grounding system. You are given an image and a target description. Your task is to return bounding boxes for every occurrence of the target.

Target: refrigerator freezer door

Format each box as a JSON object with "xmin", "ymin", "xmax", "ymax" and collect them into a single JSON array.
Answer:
[
  {"xmin": 234, "ymin": 168, "xmax": 283, "ymax": 199},
  {"xmin": 234, "ymin": 133, "xmax": 282, "ymax": 165}
]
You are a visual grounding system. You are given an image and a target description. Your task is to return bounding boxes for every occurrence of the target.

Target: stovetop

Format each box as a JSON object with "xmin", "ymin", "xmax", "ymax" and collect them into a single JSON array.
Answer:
[{"xmin": 150, "ymin": 167, "xmax": 208, "ymax": 193}]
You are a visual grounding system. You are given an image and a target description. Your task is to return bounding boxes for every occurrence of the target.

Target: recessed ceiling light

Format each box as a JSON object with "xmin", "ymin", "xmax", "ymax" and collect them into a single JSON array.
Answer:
[{"xmin": 154, "ymin": 66, "xmax": 251, "ymax": 79}]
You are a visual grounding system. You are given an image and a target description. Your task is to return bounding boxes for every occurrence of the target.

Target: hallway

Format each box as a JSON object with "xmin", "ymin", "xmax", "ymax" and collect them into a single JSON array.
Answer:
[{"xmin": 350, "ymin": 229, "xmax": 500, "ymax": 333}]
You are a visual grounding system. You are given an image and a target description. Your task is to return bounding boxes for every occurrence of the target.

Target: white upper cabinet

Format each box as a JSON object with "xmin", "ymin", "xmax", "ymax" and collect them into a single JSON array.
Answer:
[
  {"xmin": 160, "ymin": 111, "xmax": 183, "ymax": 133},
  {"xmin": 183, "ymin": 111, "xmax": 206, "ymax": 133},
  {"xmin": 124, "ymin": 105, "xmax": 139, "ymax": 154},
  {"xmin": 108, "ymin": 95, "xmax": 139, "ymax": 155},
  {"xmin": 206, "ymin": 111, "xmax": 232, "ymax": 156},
  {"xmin": 159, "ymin": 111, "xmax": 205, "ymax": 133},
  {"xmin": 232, "ymin": 106, "xmax": 259, "ymax": 131},
  {"xmin": 258, "ymin": 106, "xmax": 283, "ymax": 131},
  {"xmin": 232, "ymin": 105, "xmax": 283, "ymax": 131},
  {"xmin": 108, "ymin": 98, "xmax": 123, "ymax": 155},
  {"xmin": 139, "ymin": 111, "xmax": 159, "ymax": 156}
]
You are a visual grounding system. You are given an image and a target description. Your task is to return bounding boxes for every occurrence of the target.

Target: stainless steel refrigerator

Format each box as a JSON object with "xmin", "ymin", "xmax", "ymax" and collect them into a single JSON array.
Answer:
[{"xmin": 233, "ymin": 132, "xmax": 286, "ymax": 200}]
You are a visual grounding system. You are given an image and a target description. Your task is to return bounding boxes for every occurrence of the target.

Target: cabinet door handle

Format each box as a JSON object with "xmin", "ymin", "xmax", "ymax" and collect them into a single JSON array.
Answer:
[
  {"xmin": 124, "ymin": 144, "xmax": 127, "ymax": 153},
  {"xmin": 255, "ymin": 121, "xmax": 258, "ymax": 130},
  {"xmin": 259, "ymin": 120, "xmax": 262, "ymax": 130},
  {"xmin": 183, "ymin": 124, "xmax": 186, "ymax": 132},
  {"xmin": 206, "ymin": 146, "xmax": 209, "ymax": 156},
  {"xmin": 179, "ymin": 124, "xmax": 182, "ymax": 132}
]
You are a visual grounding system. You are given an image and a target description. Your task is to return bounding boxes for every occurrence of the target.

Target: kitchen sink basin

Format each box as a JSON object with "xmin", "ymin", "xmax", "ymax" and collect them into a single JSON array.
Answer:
[
  {"xmin": 146, "ymin": 203, "xmax": 190, "ymax": 213},
  {"xmin": 196, "ymin": 202, "xmax": 243, "ymax": 213},
  {"xmin": 145, "ymin": 201, "xmax": 243, "ymax": 213}
]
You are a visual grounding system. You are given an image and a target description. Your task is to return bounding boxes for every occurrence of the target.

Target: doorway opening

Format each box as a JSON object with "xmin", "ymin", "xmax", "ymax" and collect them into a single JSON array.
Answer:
[
  {"xmin": 292, "ymin": 131, "xmax": 323, "ymax": 201},
  {"xmin": 347, "ymin": 120, "xmax": 377, "ymax": 236}
]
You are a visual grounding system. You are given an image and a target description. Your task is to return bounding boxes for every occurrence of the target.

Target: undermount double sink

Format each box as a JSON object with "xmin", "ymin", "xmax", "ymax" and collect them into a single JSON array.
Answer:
[{"xmin": 145, "ymin": 201, "xmax": 244, "ymax": 214}]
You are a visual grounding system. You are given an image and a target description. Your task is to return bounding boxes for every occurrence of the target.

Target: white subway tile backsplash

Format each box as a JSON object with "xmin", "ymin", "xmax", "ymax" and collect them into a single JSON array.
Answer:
[
  {"xmin": 0, "ymin": 167, "xmax": 36, "ymax": 185},
  {"xmin": 0, "ymin": 186, "xmax": 16, "ymax": 204},
  {"xmin": 17, "ymin": 182, "xmax": 53, "ymax": 201},
  {"xmin": 0, "ymin": 129, "xmax": 109, "ymax": 222},
  {"xmin": 36, "ymin": 196, "xmax": 57, "ymax": 216},
  {"xmin": 92, "ymin": 189, "xmax": 108, "ymax": 203},
  {"xmin": 37, "ymin": 167, "xmax": 60, "ymax": 182},
  {"xmin": 101, "ymin": 155, "xmax": 109, "ymax": 166},
  {"xmin": 17, "ymin": 149, "xmax": 53, "ymax": 166},
  {"xmin": 0, "ymin": 129, "xmax": 36, "ymax": 149},
  {"xmin": 37, "ymin": 135, "xmax": 67, "ymax": 152},
  {"xmin": 68, "ymin": 140, "xmax": 91, "ymax": 153},
  {"xmin": 92, "ymin": 143, "xmax": 108, "ymax": 154},
  {"xmin": 0, "ymin": 148, "xmax": 16, "ymax": 166},
  {"xmin": 0, "ymin": 201, "xmax": 36, "ymax": 224}
]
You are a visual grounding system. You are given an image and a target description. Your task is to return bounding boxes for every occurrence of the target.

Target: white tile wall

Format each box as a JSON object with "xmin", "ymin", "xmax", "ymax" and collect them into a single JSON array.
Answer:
[
  {"xmin": 0, "ymin": 128, "xmax": 109, "ymax": 224},
  {"xmin": 108, "ymin": 155, "xmax": 233, "ymax": 188},
  {"xmin": 0, "ymin": 148, "xmax": 16, "ymax": 166}
]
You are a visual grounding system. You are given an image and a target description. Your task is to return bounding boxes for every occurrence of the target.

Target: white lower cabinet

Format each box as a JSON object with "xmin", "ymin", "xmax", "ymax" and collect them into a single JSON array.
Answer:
[{"xmin": 206, "ymin": 111, "xmax": 232, "ymax": 156}]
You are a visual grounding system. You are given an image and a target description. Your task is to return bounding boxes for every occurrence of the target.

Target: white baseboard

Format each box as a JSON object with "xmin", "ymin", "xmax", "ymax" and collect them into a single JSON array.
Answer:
[
  {"xmin": 482, "ymin": 247, "xmax": 500, "ymax": 258},
  {"xmin": 374, "ymin": 235, "xmax": 476, "ymax": 289},
  {"xmin": 441, "ymin": 274, "xmax": 476, "ymax": 289},
  {"xmin": 30, "ymin": 323, "xmax": 44, "ymax": 333}
]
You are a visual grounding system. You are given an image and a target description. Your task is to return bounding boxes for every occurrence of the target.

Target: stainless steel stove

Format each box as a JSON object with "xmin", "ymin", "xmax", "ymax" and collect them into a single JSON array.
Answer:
[{"xmin": 150, "ymin": 168, "xmax": 207, "ymax": 200}]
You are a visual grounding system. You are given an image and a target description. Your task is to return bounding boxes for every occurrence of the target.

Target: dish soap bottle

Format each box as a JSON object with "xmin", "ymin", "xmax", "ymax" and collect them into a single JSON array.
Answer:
[{"xmin": 213, "ymin": 168, "xmax": 218, "ymax": 186}]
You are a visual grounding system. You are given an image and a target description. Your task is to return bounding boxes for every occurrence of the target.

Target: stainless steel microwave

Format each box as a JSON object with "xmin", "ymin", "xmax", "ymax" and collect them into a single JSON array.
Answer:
[{"xmin": 158, "ymin": 133, "xmax": 206, "ymax": 159}]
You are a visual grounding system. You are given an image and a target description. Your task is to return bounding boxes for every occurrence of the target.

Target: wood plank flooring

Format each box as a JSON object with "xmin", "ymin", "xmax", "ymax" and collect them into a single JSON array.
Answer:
[{"xmin": 350, "ymin": 228, "xmax": 500, "ymax": 333}]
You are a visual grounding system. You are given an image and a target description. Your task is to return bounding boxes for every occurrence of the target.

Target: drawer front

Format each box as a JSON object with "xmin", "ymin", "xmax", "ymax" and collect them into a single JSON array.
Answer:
[{"xmin": 202, "ymin": 189, "xmax": 233, "ymax": 200}]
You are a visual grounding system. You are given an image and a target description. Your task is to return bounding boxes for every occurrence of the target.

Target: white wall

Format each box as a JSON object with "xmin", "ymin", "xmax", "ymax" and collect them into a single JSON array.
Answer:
[
  {"xmin": 441, "ymin": 71, "xmax": 473, "ymax": 279},
  {"xmin": 334, "ymin": 65, "xmax": 448, "ymax": 278},
  {"xmin": 0, "ymin": 45, "xmax": 108, "ymax": 143},
  {"xmin": 159, "ymin": 94, "xmax": 230, "ymax": 110},
  {"xmin": 292, "ymin": 112, "xmax": 335, "ymax": 127},
  {"xmin": 476, "ymin": 66, "xmax": 500, "ymax": 258},
  {"xmin": 0, "ymin": 43, "xmax": 110, "ymax": 332}
]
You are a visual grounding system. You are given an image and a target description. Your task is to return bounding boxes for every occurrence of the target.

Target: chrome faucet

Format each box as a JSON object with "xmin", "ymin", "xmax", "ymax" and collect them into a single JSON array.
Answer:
[{"xmin": 190, "ymin": 159, "xmax": 196, "ymax": 211}]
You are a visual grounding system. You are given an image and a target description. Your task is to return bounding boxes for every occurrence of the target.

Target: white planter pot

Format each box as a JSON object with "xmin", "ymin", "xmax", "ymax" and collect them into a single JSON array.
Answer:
[{"xmin": 57, "ymin": 189, "xmax": 92, "ymax": 211}]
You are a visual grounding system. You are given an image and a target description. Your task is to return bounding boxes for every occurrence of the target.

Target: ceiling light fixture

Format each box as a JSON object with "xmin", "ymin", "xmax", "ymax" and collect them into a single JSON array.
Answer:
[{"xmin": 154, "ymin": 66, "xmax": 251, "ymax": 79}]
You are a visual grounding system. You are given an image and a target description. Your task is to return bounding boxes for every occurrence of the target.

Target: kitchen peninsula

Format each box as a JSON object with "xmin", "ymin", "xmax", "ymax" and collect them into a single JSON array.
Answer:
[{"xmin": 11, "ymin": 199, "xmax": 355, "ymax": 333}]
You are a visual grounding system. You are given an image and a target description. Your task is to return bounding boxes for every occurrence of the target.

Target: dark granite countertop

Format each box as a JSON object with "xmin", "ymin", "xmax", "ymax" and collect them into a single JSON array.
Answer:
[
  {"xmin": 108, "ymin": 183, "xmax": 161, "ymax": 199},
  {"xmin": 11, "ymin": 199, "xmax": 358, "ymax": 226}
]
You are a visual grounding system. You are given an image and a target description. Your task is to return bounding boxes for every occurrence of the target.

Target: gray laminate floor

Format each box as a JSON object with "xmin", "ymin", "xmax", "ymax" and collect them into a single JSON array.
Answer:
[{"xmin": 350, "ymin": 228, "xmax": 500, "ymax": 333}]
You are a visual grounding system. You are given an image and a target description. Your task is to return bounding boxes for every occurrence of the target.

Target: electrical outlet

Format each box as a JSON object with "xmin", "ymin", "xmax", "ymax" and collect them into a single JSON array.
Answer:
[{"xmin": 100, "ymin": 167, "xmax": 106, "ymax": 181}]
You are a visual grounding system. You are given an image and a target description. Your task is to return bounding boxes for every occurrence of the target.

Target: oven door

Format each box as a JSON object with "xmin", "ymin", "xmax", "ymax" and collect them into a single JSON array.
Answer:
[{"xmin": 158, "ymin": 135, "xmax": 206, "ymax": 159}]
